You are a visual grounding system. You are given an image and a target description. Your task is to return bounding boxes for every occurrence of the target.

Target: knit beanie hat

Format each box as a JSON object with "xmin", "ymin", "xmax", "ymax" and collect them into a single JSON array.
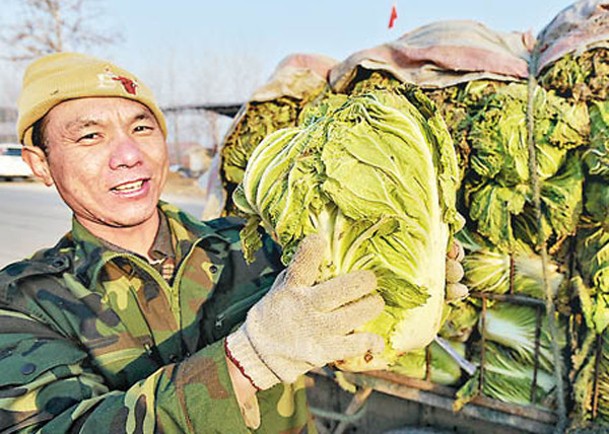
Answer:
[{"xmin": 17, "ymin": 52, "xmax": 167, "ymax": 147}]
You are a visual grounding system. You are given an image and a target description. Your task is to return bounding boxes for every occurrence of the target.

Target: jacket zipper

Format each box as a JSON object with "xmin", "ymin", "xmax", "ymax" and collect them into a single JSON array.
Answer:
[{"xmin": 100, "ymin": 244, "xmax": 201, "ymax": 357}]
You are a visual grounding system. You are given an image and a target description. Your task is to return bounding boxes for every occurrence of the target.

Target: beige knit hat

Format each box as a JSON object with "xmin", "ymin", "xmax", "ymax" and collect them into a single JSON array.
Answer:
[{"xmin": 17, "ymin": 52, "xmax": 167, "ymax": 147}]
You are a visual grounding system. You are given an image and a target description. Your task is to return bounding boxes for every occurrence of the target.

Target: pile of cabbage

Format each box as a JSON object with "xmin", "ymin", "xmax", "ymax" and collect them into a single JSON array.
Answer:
[
  {"xmin": 533, "ymin": 5, "xmax": 609, "ymax": 428},
  {"xmin": 216, "ymin": 1, "xmax": 609, "ymax": 429}
]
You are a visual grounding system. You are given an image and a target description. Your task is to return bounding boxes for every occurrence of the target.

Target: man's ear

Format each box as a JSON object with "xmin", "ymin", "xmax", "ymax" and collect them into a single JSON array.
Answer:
[{"xmin": 22, "ymin": 146, "xmax": 54, "ymax": 186}]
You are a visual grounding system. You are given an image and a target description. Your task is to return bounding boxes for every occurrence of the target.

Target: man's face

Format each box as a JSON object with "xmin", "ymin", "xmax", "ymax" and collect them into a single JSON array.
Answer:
[{"xmin": 33, "ymin": 97, "xmax": 169, "ymax": 232}]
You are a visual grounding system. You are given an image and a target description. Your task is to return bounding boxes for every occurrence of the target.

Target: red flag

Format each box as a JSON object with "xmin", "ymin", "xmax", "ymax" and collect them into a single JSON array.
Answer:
[{"xmin": 388, "ymin": 4, "xmax": 398, "ymax": 29}]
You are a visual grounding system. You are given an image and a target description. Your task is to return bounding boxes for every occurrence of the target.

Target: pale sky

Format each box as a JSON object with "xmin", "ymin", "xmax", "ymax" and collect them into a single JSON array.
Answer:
[
  {"xmin": 103, "ymin": 1, "xmax": 574, "ymax": 70},
  {"xmin": 0, "ymin": 0, "xmax": 579, "ymax": 106}
]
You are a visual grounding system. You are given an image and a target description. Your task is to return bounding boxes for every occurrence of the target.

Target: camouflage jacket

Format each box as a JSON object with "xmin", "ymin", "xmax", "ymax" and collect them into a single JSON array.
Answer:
[{"xmin": 0, "ymin": 202, "xmax": 313, "ymax": 433}]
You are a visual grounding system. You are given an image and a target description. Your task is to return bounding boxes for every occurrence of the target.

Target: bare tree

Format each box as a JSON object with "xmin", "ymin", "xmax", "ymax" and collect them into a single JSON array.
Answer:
[{"xmin": 1, "ymin": 0, "xmax": 122, "ymax": 61}]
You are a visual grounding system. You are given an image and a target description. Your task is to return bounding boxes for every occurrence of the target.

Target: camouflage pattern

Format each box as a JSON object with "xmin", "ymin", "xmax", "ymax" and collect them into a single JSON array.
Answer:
[{"xmin": 0, "ymin": 201, "xmax": 315, "ymax": 433}]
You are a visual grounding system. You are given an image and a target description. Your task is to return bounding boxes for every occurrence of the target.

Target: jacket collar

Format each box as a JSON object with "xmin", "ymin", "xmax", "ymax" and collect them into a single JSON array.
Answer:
[{"xmin": 71, "ymin": 201, "xmax": 229, "ymax": 288}]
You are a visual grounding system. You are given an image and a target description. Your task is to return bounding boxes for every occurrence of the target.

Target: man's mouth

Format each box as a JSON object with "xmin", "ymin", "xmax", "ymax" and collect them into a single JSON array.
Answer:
[{"xmin": 112, "ymin": 179, "xmax": 147, "ymax": 193}]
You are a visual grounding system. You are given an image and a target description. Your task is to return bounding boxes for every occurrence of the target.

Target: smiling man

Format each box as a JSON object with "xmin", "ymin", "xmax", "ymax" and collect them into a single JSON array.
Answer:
[
  {"xmin": 26, "ymin": 97, "xmax": 169, "ymax": 254},
  {"xmin": 0, "ymin": 52, "xmax": 387, "ymax": 433}
]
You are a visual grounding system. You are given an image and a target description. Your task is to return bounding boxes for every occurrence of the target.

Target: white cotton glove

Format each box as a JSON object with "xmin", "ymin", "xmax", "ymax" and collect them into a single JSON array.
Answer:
[
  {"xmin": 445, "ymin": 239, "xmax": 469, "ymax": 302},
  {"xmin": 226, "ymin": 234, "xmax": 385, "ymax": 390}
]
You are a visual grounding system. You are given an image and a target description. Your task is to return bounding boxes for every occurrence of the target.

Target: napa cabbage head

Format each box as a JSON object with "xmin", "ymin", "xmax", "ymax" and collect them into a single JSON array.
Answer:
[
  {"xmin": 462, "ymin": 247, "xmax": 565, "ymax": 299},
  {"xmin": 468, "ymin": 83, "xmax": 588, "ymax": 185},
  {"xmin": 454, "ymin": 303, "xmax": 565, "ymax": 410},
  {"xmin": 234, "ymin": 85, "xmax": 463, "ymax": 371}
]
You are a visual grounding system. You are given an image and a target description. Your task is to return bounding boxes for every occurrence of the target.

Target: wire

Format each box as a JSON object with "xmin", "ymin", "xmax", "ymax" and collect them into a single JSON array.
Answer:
[{"xmin": 526, "ymin": 46, "xmax": 568, "ymax": 434}]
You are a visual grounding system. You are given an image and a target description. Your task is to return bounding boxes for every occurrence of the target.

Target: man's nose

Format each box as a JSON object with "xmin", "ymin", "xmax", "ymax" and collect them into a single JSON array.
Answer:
[{"xmin": 109, "ymin": 134, "xmax": 143, "ymax": 169}]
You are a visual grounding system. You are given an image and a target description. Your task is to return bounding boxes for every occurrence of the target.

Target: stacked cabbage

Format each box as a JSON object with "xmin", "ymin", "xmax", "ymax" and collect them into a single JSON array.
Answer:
[
  {"xmin": 214, "ymin": 3, "xmax": 609, "ymax": 427},
  {"xmin": 450, "ymin": 230, "xmax": 569, "ymax": 410},
  {"xmin": 570, "ymin": 108, "xmax": 609, "ymax": 426},
  {"xmin": 462, "ymin": 84, "xmax": 588, "ymax": 250},
  {"xmin": 532, "ymin": 3, "xmax": 609, "ymax": 427}
]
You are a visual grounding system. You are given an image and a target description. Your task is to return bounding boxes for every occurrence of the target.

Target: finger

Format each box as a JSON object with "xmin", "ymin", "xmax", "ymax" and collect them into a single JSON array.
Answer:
[
  {"xmin": 446, "ymin": 282, "xmax": 469, "ymax": 302},
  {"xmin": 445, "ymin": 258, "xmax": 465, "ymax": 283},
  {"xmin": 330, "ymin": 333, "xmax": 385, "ymax": 362},
  {"xmin": 329, "ymin": 294, "xmax": 385, "ymax": 334},
  {"xmin": 311, "ymin": 270, "xmax": 377, "ymax": 311},
  {"xmin": 284, "ymin": 234, "xmax": 326, "ymax": 287},
  {"xmin": 447, "ymin": 240, "xmax": 465, "ymax": 261}
]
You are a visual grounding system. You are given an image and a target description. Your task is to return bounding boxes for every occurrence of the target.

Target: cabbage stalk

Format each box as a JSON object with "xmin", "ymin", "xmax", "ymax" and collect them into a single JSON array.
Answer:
[
  {"xmin": 389, "ymin": 340, "xmax": 466, "ymax": 386},
  {"xmin": 234, "ymin": 86, "xmax": 462, "ymax": 370}
]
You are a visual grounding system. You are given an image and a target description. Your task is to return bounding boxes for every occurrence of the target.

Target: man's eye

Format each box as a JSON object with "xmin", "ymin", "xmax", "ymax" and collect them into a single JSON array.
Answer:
[
  {"xmin": 78, "ymin": 132, "xmax": 99, "ymax": 142},
  {"xmin": 134, "ymin": 125, "xmax": 153, "ymax": 133}
]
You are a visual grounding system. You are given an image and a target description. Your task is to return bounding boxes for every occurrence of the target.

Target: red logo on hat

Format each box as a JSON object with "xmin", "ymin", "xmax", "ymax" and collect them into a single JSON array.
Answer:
[{"xmin": 112, "ymin": 75, "xmax": 138, "ymax": 95}]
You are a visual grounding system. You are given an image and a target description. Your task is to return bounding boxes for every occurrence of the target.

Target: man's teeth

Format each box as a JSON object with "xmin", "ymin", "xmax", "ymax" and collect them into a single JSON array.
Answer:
[{"xmin": 114, "ymin": 180, "xmax": 144, "ymax": 192}]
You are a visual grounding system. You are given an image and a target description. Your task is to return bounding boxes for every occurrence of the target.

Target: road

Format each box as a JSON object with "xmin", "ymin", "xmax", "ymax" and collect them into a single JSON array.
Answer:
[{"xmin": 0, "ymin": 180, "xmax": 206, "ymax": 268}]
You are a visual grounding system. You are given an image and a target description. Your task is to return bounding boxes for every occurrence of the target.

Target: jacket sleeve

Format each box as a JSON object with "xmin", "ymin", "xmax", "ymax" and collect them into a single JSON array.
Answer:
[{"xmin": 0, "ymin": 308, "xmax": 250, "ymax": 434}]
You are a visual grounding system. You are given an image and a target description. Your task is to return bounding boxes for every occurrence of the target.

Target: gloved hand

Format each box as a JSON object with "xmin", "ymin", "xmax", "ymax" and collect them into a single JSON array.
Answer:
[
  {"xmin": 445, "ymin": 239, "xmax": 469, "ymax": 302},
  {"xmin": 226, "ymin": 234, "xmax": 385, "ymax": 391}
]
